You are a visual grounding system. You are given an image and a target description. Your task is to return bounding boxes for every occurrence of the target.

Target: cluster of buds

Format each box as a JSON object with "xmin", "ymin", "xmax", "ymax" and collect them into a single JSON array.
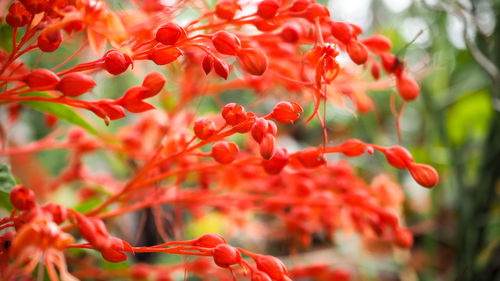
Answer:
[{"xmin": 195, "ymin": 101, "xmax": 303, "ymax": 164}]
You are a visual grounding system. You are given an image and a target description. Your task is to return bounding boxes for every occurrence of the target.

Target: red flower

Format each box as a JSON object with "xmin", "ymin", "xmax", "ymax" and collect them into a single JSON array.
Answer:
[{"xmin": 271, "ymin": 101, "xmax": 303, "ymax": 124}]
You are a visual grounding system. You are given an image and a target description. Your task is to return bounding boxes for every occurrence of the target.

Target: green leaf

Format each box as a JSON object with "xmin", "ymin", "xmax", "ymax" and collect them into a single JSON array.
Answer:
[
  {"xmin": 0, "ymin": 164, "xmax": 16, "ymax": 211},
  {"xmin": 0, "ymin": 23, "xmax": 13, "ymax": 52},
  {"xmin": 20, "ymin": 92, "xmax": 98, "ymax": 135},
  {"xmin": 446, "ymin": 90, "xmax": 492, "ymax": 146},
  {"xmin": 74, "ymin": 197, "xmax": 102, "ymax": 213}
]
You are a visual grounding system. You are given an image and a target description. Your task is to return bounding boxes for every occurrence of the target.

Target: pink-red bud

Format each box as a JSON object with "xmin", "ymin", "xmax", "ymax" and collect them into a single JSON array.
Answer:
[
  {"xmin": 396, "ymin": 72, "xmax": 420, "ymax": 101},
  {"xmin": 194, "ymin": 118, "xmax": 216, "ymax": 140},
  {"xmin": 57, "ymin": 73, "xmax": 96, "ymax": 97},
  {"xmin": 257, "ymin": 0, "xmax": 280, "ymax": 19},
  {"xmin": 346, "ymin": 40, "xmax": 368, "ymax": 65},
  {"xmin": 142, "ymin": 71, "xmax": 166, "ymax": 97},
  {"xmin": 361, "ymin": 35, "xmax": 392, "ymax": 53},
  {"xmin": 407, "ymin": 162, "xmax": 439, "ymax": 188},
  {"xmin": 383, "ymin": 146, "xmax": 413, "ymax": 169},
  {"xmin": 20, "ymin": 0, "xmax": 49, "ymax": 14},
  {"xmin": 202, "ymin": 55, "xmax": 214, "ymax": 75},
  {"xmin": 212, "ymin": 31, "xmax": 241, "ymax": 56},
  {"xmin": 193, "ymin": 233, "xmax": 227, "ymax": 248},
  {"xmin": 25, "ymin": 69, "xmax": 59, "ymax": 89},
  {"xmin": 215, "ymin": 0, "xmax": 240, "ymax": 20},
  {"xmin": 261, "ymin": 147, "xmax": 289, "ymax": 174},
  {"xmin": 280, "ymin": 23, "xmax": 301, "ymax": 43},
  {"xmin": 10, "ymin": 185, "xmax": 35, "ymax": 210},
  {"xmin": 37, "ymin": 30, "xmax": 62, "ymax": 53},
  {"xmin": 149, "ymin": 48, "xmax": 182, "ymax": 65},
  {"xmin": 212, "ymin": 141, "xmax": 239, "ymax": 164},
  {"xmin": 259, "ymin": 133, "xmax": 276, "ymax": 160},
  {"xmin": 330, "ymin": 21, "xmax": 353, "ymax": 44},
  {"xmin": 103, "ymin": 50, "xmax": 133, "ymax": 75},
  {"xmin": 6, "ymin": 2, "xmax": 30, "ymax": 27},
  {"xmin": 271, "ymin": 101, "xmax": 303, "ymax": 124},
  {"xmin": 213, "ymin": 58, "xmax": 230, "ymax": 79},
  {"xmin": 212, "ymin": 244, "xmax": 241, "ymax": 268},
  {"xmin": 237, "ymin": 48, "xmax": 268, "ymax": 76},
  {"xmin": 297, "ymin": 147, "xmax": 326, "ymax": 168},
  {"xmin": 221, "ymin": 103, "xmax": 247, "ymax": 125},
  {"xmin": 155, "ymin": 22, "xmax": 185, "ymax": 45}
]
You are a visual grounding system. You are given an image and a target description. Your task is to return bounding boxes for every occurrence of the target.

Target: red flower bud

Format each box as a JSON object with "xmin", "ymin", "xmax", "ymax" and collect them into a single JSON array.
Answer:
[
  {"xmin": 383, "ymin": 146, "xmax": 413, "ymax": 169},
  {"xmin": 37, "ymin": 29, "xmax": 63, "ymax": 52},
  {"xmin": 42, "ymin": 203, "xmax": 67, "ymax": 224},
  {"xmin": 257, "ymin": 0, "xmax": 280, "ymax": 19},
  {"xmin": 330, "ymin": 21, "xmax": 353, "ymax": 44},
  {"xmin": 379, "ymin": 52, "xmax": 402, "ymax": 75},
  {"xmin": 393, "ymin": 227, "xmax": 413, "ymax": 248},
  {"xmin": 407, "ymin": 162, "xmax": 439, "ymax": 188},
  {"xmin": 20, "ymin": 0, "xmax": 50, "ymax": 14},
  {"xmin": 339, "ymin": 139, "xmax": 366, "ymax": 157},
  {"xmin": 211, "ymin": 141, "xmax": 239, "ymax": 164},
  {"xmin": 25, "ymin": 69, "xmax": 59, "ymax": 89},
  {"xmin": 254, "ymin": 20, "xmax": 279, "ymax": 32},
  {"xmin": 212, "ymin": 31, "xmax": 241, "ymax": 56},
  {"xmin": 45, "ymin": 113, "xmax": 58, "ymax": 128},
  {"xmin": 118, "ymin": 86, "xmax": 156, "ymax": 113},
  {"xmin": 10, "ymin": 185, "xmax": 35, "ymax": 210},
  {"xmin": 194, "ymin": 118, "xmax": 216, "ymax": 140},
  {"xmin": 75, "ymin": 213, "xmax": 111, "ymax": 250},
  {"xmin": 251, "ymin": 118, "xmax": 276, "ymax": 143},
  {"xmin": 221, "ymin": 103, "xmax": 246, "ymax": 126},
  {"xmin": 297, "ymin": 147, "xmax": 326, "ymax": 168},
  {"xmin": 346, "ymin": 40, "xmax": 368, "ymax": 65},
  {"xmin": 212, "ymin": 244, "xmax": 241, "ymax": 268},
  {"xmin": 90, "ymin": 99, "xmax": 127, "ymax": 121},
  {"xmin": 193, "ymin": 233, "xmax": 227, "ymax": 248},
  {"xmin": 252, "ymin": 270, "xmax": 272, "ymax": 281},
  {"xmin": 155, "ymin": 22, "xmax": 185, "ymax": 45},
  {"xmin": 371, "ymin": 59, "xmax": 381, "ymax": 80},
  {"xmin": 280, "ymin": 23, "xmax": 301, "ymax": 43},
  {"xmin": 259, "ymin": 133, "xmax": 276, "ymax": 160},
  {"xmin": 202, "ymin": 55, "xmax": 213, "ymax": 75},
  {"xmin": 237, "ymin": 48, "xmax": 268, "ymax": 76},
  {"xmin": 6, "ymin": 2, "xmax": 30, "ymax": 27},
  {"xmin": 396, "ymin": 72, "xmax": 420, "ymax": 101},
  {"xmin": 304, "ymin": 3, "xmax": 330, "ymax": 23},
  {"xmin": 361, "ymin": 35, "xmax": 392, "ymax": 53},
  {"xmin": 215, "ymin": 0, "xmax": 240, "ymax": 20},
  {"xmin": 57, "ymin": 73, "xmax": 96, "ymax": 97},
  {"xmin": 103, "ymin": 50, "xmax": 133, "ymax": 75},
  {"xmin": 234, "ymin": 113, "xmax": 256, "ymax": 133},
  {"xmin": 330, "ymin": 269, "xmax": 351, "ymax": 281},
  {"xmin": 101, "ymin": 238, "xmax": 133, "ymax": 262},
  {"xmin": 101, "ymin": 246, "xmax": 128, "ymax": 262},
  {"xmin": 254, "ymin": 255, "xmax": 290, "ymax": 281},
  {"xmin": 149, "ymin": 47, "xmax": 182, "ymax": 65},
  {"xmin": 262, "ymin": 147, "xmax": 289, "ymax": 174},
  {"xmin": 142, "ymin": 71, "xmax": 166, "ymax": 97},
  {"xmin": 213, "ymin": 58, "xmax": 229, "ymax": 79},
  {"xmin": 271, "ymin": 101, "xmax": 303, "ymax": 124},
  {"xmin": 290, "ymin": 0, "xmax": 311, "ymax": 12}
]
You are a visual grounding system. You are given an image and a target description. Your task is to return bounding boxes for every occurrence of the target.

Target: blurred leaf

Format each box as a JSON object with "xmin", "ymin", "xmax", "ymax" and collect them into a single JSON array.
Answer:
[
  {"xmin": 0, "ymin": 164, "xmax": 16, "ymax": 211},
  {"xmin": 0, "ymin": 23, "xmax": 13, "ymax": 52},
  {"xmin": 186, "ymin": 212, "xmax": 226, "ymax": 240},
  {"xmin": 446, "ymin": 90, "xmax": 492, "ymax": 146},
  {"xmin": 74, "ymin": 198, "xmax": 103, "ymax": 213},
  {"xmin": 21, "ymin": 92, "xmax": 98, "ymax": 135}
]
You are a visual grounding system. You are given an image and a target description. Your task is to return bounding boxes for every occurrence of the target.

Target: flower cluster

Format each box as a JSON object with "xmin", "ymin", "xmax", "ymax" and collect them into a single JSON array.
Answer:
[{"xmin": 0, "ymin": 0, "xmax": 437, "ymax": 280}]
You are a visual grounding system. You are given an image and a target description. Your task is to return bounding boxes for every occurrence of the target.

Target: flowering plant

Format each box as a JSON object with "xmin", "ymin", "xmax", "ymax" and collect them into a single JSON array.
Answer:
[{"xmin": 0, "ymin": 0, "xmax": 438, "ymax": 280}]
